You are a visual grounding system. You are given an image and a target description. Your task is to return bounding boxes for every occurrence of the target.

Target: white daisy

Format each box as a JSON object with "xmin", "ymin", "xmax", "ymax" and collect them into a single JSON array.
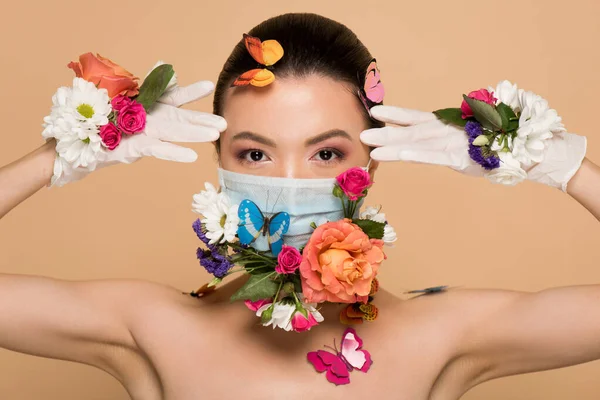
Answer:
[
  {"xmin": 513, "ymin": 91, "xmax": 565, "ymax": 166},
  {"xmin": 201, "ymin": 192, "xmax": 240, "ymax": 244},
  {"xmin": 383, "ymin": 224, "xmax": 398, "ymax": 246},
  {"xmin": 359, "ymin": 205, "xmax": 386, "ymax": 223},
  {"xmin": 489, "ymin": 80, "xmax": 522, "ymax": 111},
  {"xmin": 192, "ymin": 182, "xmax": 219, "ymax": 216},
  {"xmin": 256, "ymin": 301, "xmax": 296, "ymax": 331}
]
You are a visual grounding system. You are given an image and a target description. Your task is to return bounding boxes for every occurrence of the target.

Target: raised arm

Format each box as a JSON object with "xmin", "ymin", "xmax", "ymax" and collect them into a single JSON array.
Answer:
[
  {"xmin": 567, "ymin": 158, "xmax": 600, "ymax": 220},
  {"xmin": 0, "ymin": 140, "xmax": 55, "ymax": 219}
]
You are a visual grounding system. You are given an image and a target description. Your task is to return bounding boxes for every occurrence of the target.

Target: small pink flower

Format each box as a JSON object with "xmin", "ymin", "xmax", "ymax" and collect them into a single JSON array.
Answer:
[
  {"xmin": 336, "ymin": 167, "xmax": 372, "ymax": 201},
  {"xmin": 111, "ymin": 95, "xmax": 134, "ymax": 112},
  {"xmin": 117, "ymin": 100, "xmax": 146, "ymax": 135},
  {"xmin": 291, "ymin": 311, "xmax": 320, "ymax": 332},
  {"xmin": 461, "ymin": 88, "xmax": 498, "ymax": 119},
  {"xmin": 244, "ymin": 298, "xmax": 272, "ymax": 312},
  {"xmin": 275, "ymin": 245, "xmax": 302, "ymax": 274},
  {"xmin": 99, "ymin": 122, "xmax": 122, "ymax": 150}
]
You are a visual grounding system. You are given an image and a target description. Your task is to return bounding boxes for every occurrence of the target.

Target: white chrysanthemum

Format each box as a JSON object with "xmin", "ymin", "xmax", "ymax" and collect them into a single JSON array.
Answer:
[
  {"xmin": 192, "ymin": 182, "xmax": 219, "ymax": 215},
  {"xmin": 383, "ymin": 224, "xmax": 397, "ymax": 246},
  {"xmin": 485, "ymin": 152, "xmax": 527, "ymax": 186},
  {"xmin": 202, "ymin": 192, "xmax": 240, "ymax": 244},
  {"xmin": 42, "ymin": 78, "xmax": 111, "ymax": 169},
  {"xmin": 359, "ymin": 205, "xmax": 386, "ymax": 223},
  {"xmin": 489, "ymin": 80, "xmax": 522, "ymax": 111},
  {"xmin": 513, "ymin": 91, "xmax": 565, "ymax": 166}
]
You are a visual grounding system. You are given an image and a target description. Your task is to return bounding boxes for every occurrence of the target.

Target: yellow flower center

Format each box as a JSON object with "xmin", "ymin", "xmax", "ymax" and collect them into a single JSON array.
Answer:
[
  {"xmin": 220, "ymin": 214, "xmax": 227, "ymax": 228},
  {"xmin": 77, "ymin": 103, "xmax": 95, "ymax": 119}
]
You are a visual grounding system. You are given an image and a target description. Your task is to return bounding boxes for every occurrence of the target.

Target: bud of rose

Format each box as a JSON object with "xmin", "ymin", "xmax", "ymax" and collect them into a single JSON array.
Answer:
[
  {"xmin": 261, "ymin": 305, "xmax": 274, "ymax": 324},
  {"xmin": 472, "ymin": 135, "xmax": 490, "ymax": 146}
]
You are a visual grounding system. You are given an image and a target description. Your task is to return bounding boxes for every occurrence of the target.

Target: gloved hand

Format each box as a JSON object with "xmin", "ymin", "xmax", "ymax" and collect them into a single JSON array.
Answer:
[
  {"xmin": 360, "ymin": 103, "xmax": 587, "ymax": 192},
  {"xmin": 50, "ymin": 80, "xmax": 226, "ymax": 187}
]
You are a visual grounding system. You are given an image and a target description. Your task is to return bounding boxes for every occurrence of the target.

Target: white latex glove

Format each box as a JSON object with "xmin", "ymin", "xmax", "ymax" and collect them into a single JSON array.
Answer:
[
  {"xmin": 360, "ymin": 105, "xmax": 587, "ymax": 192},
  {"xmin": 51, "ymin": 80, "xmax": 226, "ymax": 187}
]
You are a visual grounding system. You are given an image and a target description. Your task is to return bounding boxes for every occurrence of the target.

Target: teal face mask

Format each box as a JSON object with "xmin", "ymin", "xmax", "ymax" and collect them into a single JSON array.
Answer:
[{"xmin": 218, "ymin": 163, "xmax": 370, "ymax": 251}]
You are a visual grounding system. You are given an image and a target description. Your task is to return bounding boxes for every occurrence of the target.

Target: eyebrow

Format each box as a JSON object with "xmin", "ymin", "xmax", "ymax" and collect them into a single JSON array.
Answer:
[{"xmin": 231, "ymin": 129, "xmax": 353, "ymax": 148}]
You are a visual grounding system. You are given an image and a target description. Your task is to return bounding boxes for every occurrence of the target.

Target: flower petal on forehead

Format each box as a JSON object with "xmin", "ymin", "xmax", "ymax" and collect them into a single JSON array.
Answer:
[{"xmin": 261, "ymin": 40, "xmax": 284, "ymax": 66}]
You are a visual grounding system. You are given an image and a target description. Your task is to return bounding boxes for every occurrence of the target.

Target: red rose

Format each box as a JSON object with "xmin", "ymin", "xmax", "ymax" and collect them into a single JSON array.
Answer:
[
  {"xmin": 99, "ymin": 123, "xmax": 122, "ymax": 150},
  {"xmin": 336, "ymin": 167, "xmax": 372, "ymax": 201},
  {"xmin": 461, "ymin": 88, "xmax": 498, "ymax": 119},
  {"xmin": 111, "ymin": 95, "xmax": 133, "ymax": 112},
  {"xmin": 275, "ymin": 245, "xmax": 302, "ymax": 274},
  {"xmin": 117, "ymin": 101, "xmax": 146, "ymax": 135}
]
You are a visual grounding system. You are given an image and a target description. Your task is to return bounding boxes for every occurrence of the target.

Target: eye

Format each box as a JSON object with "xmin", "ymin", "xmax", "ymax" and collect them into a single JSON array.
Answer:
[
  {"xmin": 312, "ymin": 148, "xmax": 344, "ymax": 163},
  {"xmin": 238, "ymin": 149, "xmax": 270, "ymax": 164}
]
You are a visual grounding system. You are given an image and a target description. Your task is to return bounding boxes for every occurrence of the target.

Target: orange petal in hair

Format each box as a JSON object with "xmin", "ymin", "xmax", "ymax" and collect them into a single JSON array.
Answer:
[
  {"xmin": 232, "ymin": 69, "xmax": 263, "ymax": 86},
  {"xmin": 249, "ymin": 69, "xmax": 275, "ymax": 87},
  {"xmin": 243, "ymin": 34, "xmax": 266, "ymax": 65},
  {"xmin": 359, "ymin": 303, "xmax": 379, "ymax": 321},
  {"xmin": 261, "ymin": 39, "xmax": 284, "ymax": 66},
  {"xmin": 192, "ymin": 283, "xmax": 216, "ymax": 298}
]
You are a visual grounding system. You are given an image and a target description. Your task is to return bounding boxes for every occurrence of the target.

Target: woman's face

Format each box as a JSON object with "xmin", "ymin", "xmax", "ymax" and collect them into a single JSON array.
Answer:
[{"xmin": 220, "ymin": 75, "xmax": 375, "ymax": 178}]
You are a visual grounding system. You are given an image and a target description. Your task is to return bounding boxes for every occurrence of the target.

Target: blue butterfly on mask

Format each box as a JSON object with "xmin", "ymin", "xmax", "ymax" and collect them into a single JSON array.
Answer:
[{"xmin": 237, "ymin": 199, "xmax": 290, "ymax": 256}]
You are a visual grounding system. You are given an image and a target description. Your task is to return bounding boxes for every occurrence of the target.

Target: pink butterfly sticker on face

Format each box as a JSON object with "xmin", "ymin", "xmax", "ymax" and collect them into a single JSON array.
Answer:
[
  {"xmin": 307, "ymin": 328, "xmax": 373, "ymax": 385},
  {"xmin": 364, "ymin": 60, "xmax": 385, "ymax": 103}
]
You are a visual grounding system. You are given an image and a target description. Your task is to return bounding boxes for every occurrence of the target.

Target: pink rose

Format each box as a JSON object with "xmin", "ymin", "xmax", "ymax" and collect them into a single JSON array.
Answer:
[
  {"xmin": 300, "ymin": 219, "xmax": 385, "ymax": 304},
  {"xmin": 111, "ymin": 95, "xmax": 134, "ymax": 112},
  {"xmin": 291, "ymin": 311, "xmax": 320, "ymax": 332},
  {"xmin": 461, "ymin": 88, "xmax": 498, "ymax": 119},
  {"xmin": 99, "ymin": 123, "xmax": 122, "ymax": 150},
  {"xmin": 275, "ymin": 245, "xmax": 302, "ymax": 274},
  {"xmin": 336, "ymin": 167, "xmax": 372, "ymax": 201},
  {"xmin": 117, "ymin": 101, "xmax": 146, "ymax": 135},
  {"xmin": 244, "ymin": 299, "xmax": 272, "ymax": 312}
]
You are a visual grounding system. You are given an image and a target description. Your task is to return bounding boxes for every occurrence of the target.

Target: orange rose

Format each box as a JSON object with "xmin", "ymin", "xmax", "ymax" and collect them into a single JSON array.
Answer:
[
  {"xmin": 300, "ymin": 219, "xmax": 385, "ymax": 304},
  {"xmin": 68, "ymin": 53, "xmax": 139, "ymax": 98}
]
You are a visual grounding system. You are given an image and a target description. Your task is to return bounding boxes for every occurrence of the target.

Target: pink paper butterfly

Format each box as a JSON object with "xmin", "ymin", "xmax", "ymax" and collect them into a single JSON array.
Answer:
[
  {"xmin": 358, "ymin": 58, "xmax": 385, "ymax": 116},
  {"xmin": 307, "ymin": 327, "xmax": 373, "ymax": 385}
]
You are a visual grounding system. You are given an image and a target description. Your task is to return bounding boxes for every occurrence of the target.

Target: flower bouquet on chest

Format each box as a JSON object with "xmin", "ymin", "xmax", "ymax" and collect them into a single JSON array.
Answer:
[{"xmin": 190, "ymin": 167, "xmax": 397, "ymax": 332}]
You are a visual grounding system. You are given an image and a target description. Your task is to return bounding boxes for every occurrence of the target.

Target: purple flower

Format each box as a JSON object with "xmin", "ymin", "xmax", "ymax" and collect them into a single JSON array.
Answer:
[
  {"xmin": 193, "ymin": 219, "xmax": 215, "ymax": 250},
  {"xmin": 197, "ymin": 248, "xmax": 233, "ymax": 278},
  {"xmin": 468, "ymin": 144, "xmax": 500, "ymax": 170},
  {"xmin": 465, "ymin": 121, "xmax": 483, "ymax": 138}
]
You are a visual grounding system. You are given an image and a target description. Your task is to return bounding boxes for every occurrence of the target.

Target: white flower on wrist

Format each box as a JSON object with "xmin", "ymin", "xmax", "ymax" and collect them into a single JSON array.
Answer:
[
  {"xmin": 201, "ymin": 191, "xmax": 240, "ymax": 244},
  {"xmin": 513, "ymin": 92, "xmax": 565, "ymax": 166},
  {"xmin": 485, "ymin": 151, "xmax": 527, "ymax": 186},
  {"xmin": 490, "ymin": 80, "xmax": 522, "ymax": 111}
]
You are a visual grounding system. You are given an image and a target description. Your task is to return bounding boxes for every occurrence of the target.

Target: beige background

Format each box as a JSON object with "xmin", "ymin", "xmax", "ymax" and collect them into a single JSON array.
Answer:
[{"xmin": 1, "ymin": 0, "xmax": 599, "ymax": 398}]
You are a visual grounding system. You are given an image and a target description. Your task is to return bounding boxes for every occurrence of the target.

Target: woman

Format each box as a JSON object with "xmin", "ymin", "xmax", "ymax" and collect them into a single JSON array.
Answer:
[{"xmin": 1, "ymin": 12, "xmax": 600, "ymax": 400}]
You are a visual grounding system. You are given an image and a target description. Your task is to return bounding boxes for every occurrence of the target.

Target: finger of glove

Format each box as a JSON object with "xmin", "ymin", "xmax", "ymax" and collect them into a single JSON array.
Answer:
[
  {"xmin": 145, "ymin": 115, "xmax": 220, "ymax": 142},
  {"xmin": 370, "ymin": 105, "xmax": 437, "ymax": 126},
  {"xmin": 139, "ymin": 141, "xmax": 198, "ymax": 162},
  {"xmin": 370, "ymin": 147, "xmax": 463, "ymax": 168},
  {"xmin": 361, "ymin": 122, "xmax": 451, "ymax": 147},
  {"xmin": 158, "ymin": 81, "xmax": 215, "ymax": 107},
  {"xmin": 150, "ymin": 103, "xmax": 227, "ymax": 132}
]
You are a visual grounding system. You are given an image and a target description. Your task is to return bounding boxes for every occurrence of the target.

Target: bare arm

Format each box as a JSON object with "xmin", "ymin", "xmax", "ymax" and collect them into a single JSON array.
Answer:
[
  {"xmin": 447, "ymin": 285, "xmax": 600, "ymax": 392},
  {"xmin": 0, "ymin": 140, "xmax": 55, "ymax": 219},
  {"xmin": 567, "ymin": 158, "xmax": 600, "ymax": 221}
]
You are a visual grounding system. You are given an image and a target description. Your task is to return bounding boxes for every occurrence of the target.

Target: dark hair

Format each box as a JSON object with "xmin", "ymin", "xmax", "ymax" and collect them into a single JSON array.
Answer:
[{"xmin": 213, "ymin": 13, "xmax": 384, "ymax": 152}]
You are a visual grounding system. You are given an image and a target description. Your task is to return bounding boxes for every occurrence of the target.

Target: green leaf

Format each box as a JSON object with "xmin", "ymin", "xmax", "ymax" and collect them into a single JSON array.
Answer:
[
  {"xmin": 496, "ymin": 102, "xmax": 519, "ymax": 132},
  {"xmin": 230, "ymin": 272, "xmax": 278, "ymax": 302},
  {"xmin": 352, "ymin": 219, "xmax": 385, "ymax": 239},
  {"xmin": 433, "ymin": 108, "xmax": 467, "ymax": 127},
  {"xmin": 135, "ymin": 64, "xmax": 175, "ymax": 112},
  {"xmin": 462, "ymin": 95, "xmax": 502, "ymax": 131}
]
